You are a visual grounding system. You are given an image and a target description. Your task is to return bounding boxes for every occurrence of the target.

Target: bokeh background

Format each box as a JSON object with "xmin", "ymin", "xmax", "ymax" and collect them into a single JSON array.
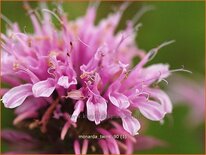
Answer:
[{"xmin": 1, "ymin": 1, "xmax": 205, "ymax": 154}]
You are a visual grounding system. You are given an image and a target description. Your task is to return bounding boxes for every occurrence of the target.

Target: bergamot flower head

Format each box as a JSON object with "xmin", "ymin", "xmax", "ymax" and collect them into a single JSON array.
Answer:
[{"xmin": 1, "ymin": 2, "xmax": 176, "ymax": 154}]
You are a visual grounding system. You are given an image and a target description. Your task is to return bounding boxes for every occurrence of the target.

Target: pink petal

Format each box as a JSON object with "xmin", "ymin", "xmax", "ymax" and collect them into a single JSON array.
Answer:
[
  {"xmin": 66, "ymin": 90, "xmax": 84, "ymax": 100},
  {"xmin": 141, "ymin": 64, "xmax": 170, "ymax": 85},
  {"xmin": 147, "ymin": 88, "xmax": 172, "ymax": 113},
  {"xmin": 57, "ymin": 76, "xmax": 77, "ymax": 89},
  {"xmin": 86, "ymin": 95, "xmax": 107, "ymax": 125},
  {"xmin": 109, "ymin": 95, "xmax": 119, "ymax": 107},
  {"xmin": 94, "ymin": 98, "xmax": 107, "ymax": 124},
  {"xmin": 2, "ymin": 84, "xmax": 32, "ymax": 108},
  {"xmin": 121, "ymin": 115, "xmax": 140, "ymax": 135},
  {"xmin": 109, "ymin": 92, "xmax": 130, "ymax": 109},
  {"xmin": 24, "ymin": 2, "xmax": 42, "ymax": 34},
  {"xmin": 138, "ymin": 101, "xmax": 165, "ymax": 121},
  {"xmin": 86, "ymin": 98, "xmax": 95, "ymax": 122},
  {"xmin": 32, "ymin": 78, "xmax": 55, "ymax": 97}
]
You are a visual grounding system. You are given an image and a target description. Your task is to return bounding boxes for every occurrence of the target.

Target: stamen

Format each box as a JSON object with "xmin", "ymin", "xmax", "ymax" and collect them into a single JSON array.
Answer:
[
  {"xmin": 154, "ymin": 71, "xmax": 169, "ymax": 85},
  {"xmin": 42, "ymin": 9, "xmax": 63, "ymax": 25},
  {"xmin": 119, "ymin": 1, "xmax": 131, "ymax": 12},
  {"xmin": 1, "ymin": 41, "xmax": 10, "ymax": 53},
  {"xmin": 114, "ymin": 23, "xmax": 142, "ymax": 54},
  {"xmin": 138, "ymin": 91, "xmax": 150, "ymax": 100},
  {"xmin": 148, "ymin": 40, "xmax": 175, "ymax": 62},
  {"xmin": 170, "ymin": 65, "xmax": 192, "ymax": 74},
  {"xmin": 33, "ymin": 8, "xmax": 42, "ymax": 24},
  {"xmin": 112, "ymin": 1, "xmax": 130, "ymax": 14},
  {"xmin": 132, "ymin": 5, "xmax": 155, "ymax": 24},
  {"xmin": 10, "ymin": 33, "xmax": 30, "ymax": 50},
  {"xmin": 134, "ymin": 23, "xmax": 143, "ymax": 35},
  {"xmin": 23, "ymin": 26, "xmax": 28, "ymax": 34},
  {"xmin": 77, "ymin": 37, "xmax": 91, "ymax": 49},
  {"xmin": 88, "ymin": 1, "xmax": 100, "ymax": 9},
  {"xmin": 11, "ymin": 32, "xmax": 28, "ymax": 38},
  {"xmin": 86, "ymin": 84, "xmax": 99, "ymax": 97},
  {"xmin": 114, "ymin": 33, "xmax": 126, "ymax": 53},
  {"xmin": 157, "ymin": 78, "xmax": 169, "ymax": 85},
  {"xmin": 23, "ymin": 2, "xmax": 42, "ymax": 32},
  {"xmin": 0, "ymin": 14, "xmax": 13, "ymax": 28},
  {"xmin": 52, "ymin": 2, "xmax": 64, "ymax": 16},
  {"xmin": 47, "ymin": 67, "xmax": 56, "ymax": 78}
]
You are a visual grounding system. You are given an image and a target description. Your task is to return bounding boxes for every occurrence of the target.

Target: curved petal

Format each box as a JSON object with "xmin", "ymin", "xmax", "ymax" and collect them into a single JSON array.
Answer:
[
  {"xmin": 57, "ymin": 75, "xmax": 77, "ymax": 89},
  {"xmin": 95, "ymin": 97, "xmax": 107, "ymax": 124},
  {"xmin": 109, "ymin": 95, "xmax": 119, "ymax": 107},
  {"xmin": 109, "ymin": 92, "xmax": 130, "ymax": 109},
  {"xmin": 66, "ymin": 90, "xmax": 84, "ymax": 100},
  {"xmin": 147, "ymin": 88, "xmax": 172, "ymax": 113},
  {"xmin": 120, "ymin": 110, "xmax": 140, "ymax": 135},
  {"xmin": 122, "ymin": 116, "xmax": 140, "ymax": 135},
  {"xmin": 138, "ymin": 101, "xmax": 165, "ymax": 121},
  {"xmin": 86, "ymin": 97, "xmax": 95, "ymax": 122},
  {"xmin": 2, "ymin": 84, "xmax": 32, "ymax": 108},
  {"xmin": 86, "ymin": 95, "xmax": 107, "ymax": 125},
  {"xmin": 32, "ymin": 78, "xmax": 55, "ymax": 97},
  {"xmin": 141, "ymin": 64, "xmax": 170, "ymax": 85}
]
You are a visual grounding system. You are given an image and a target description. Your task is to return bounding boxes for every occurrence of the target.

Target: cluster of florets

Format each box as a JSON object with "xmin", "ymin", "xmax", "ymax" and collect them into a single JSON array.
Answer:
[{"xmin": 1, "ymin": 2, "xmax": 173, "ymax": 154}]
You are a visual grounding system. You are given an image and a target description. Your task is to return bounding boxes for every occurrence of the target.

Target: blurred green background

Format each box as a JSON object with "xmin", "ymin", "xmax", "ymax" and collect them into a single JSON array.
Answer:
[{"xmin": 1, "ymin": 1, "xmax": 205, "ymax": 154}]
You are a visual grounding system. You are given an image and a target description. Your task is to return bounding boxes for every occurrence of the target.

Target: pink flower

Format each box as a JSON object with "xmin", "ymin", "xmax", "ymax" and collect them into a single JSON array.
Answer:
[{"xmin": 1, "ymin": 2, "xmax": 173, "ymax": 154}]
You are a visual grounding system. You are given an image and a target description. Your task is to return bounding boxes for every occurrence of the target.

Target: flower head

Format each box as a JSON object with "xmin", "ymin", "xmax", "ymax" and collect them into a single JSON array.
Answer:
[{"xmin": 1, "ymin": 2, "xmax": 172, "ymax": 154}]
